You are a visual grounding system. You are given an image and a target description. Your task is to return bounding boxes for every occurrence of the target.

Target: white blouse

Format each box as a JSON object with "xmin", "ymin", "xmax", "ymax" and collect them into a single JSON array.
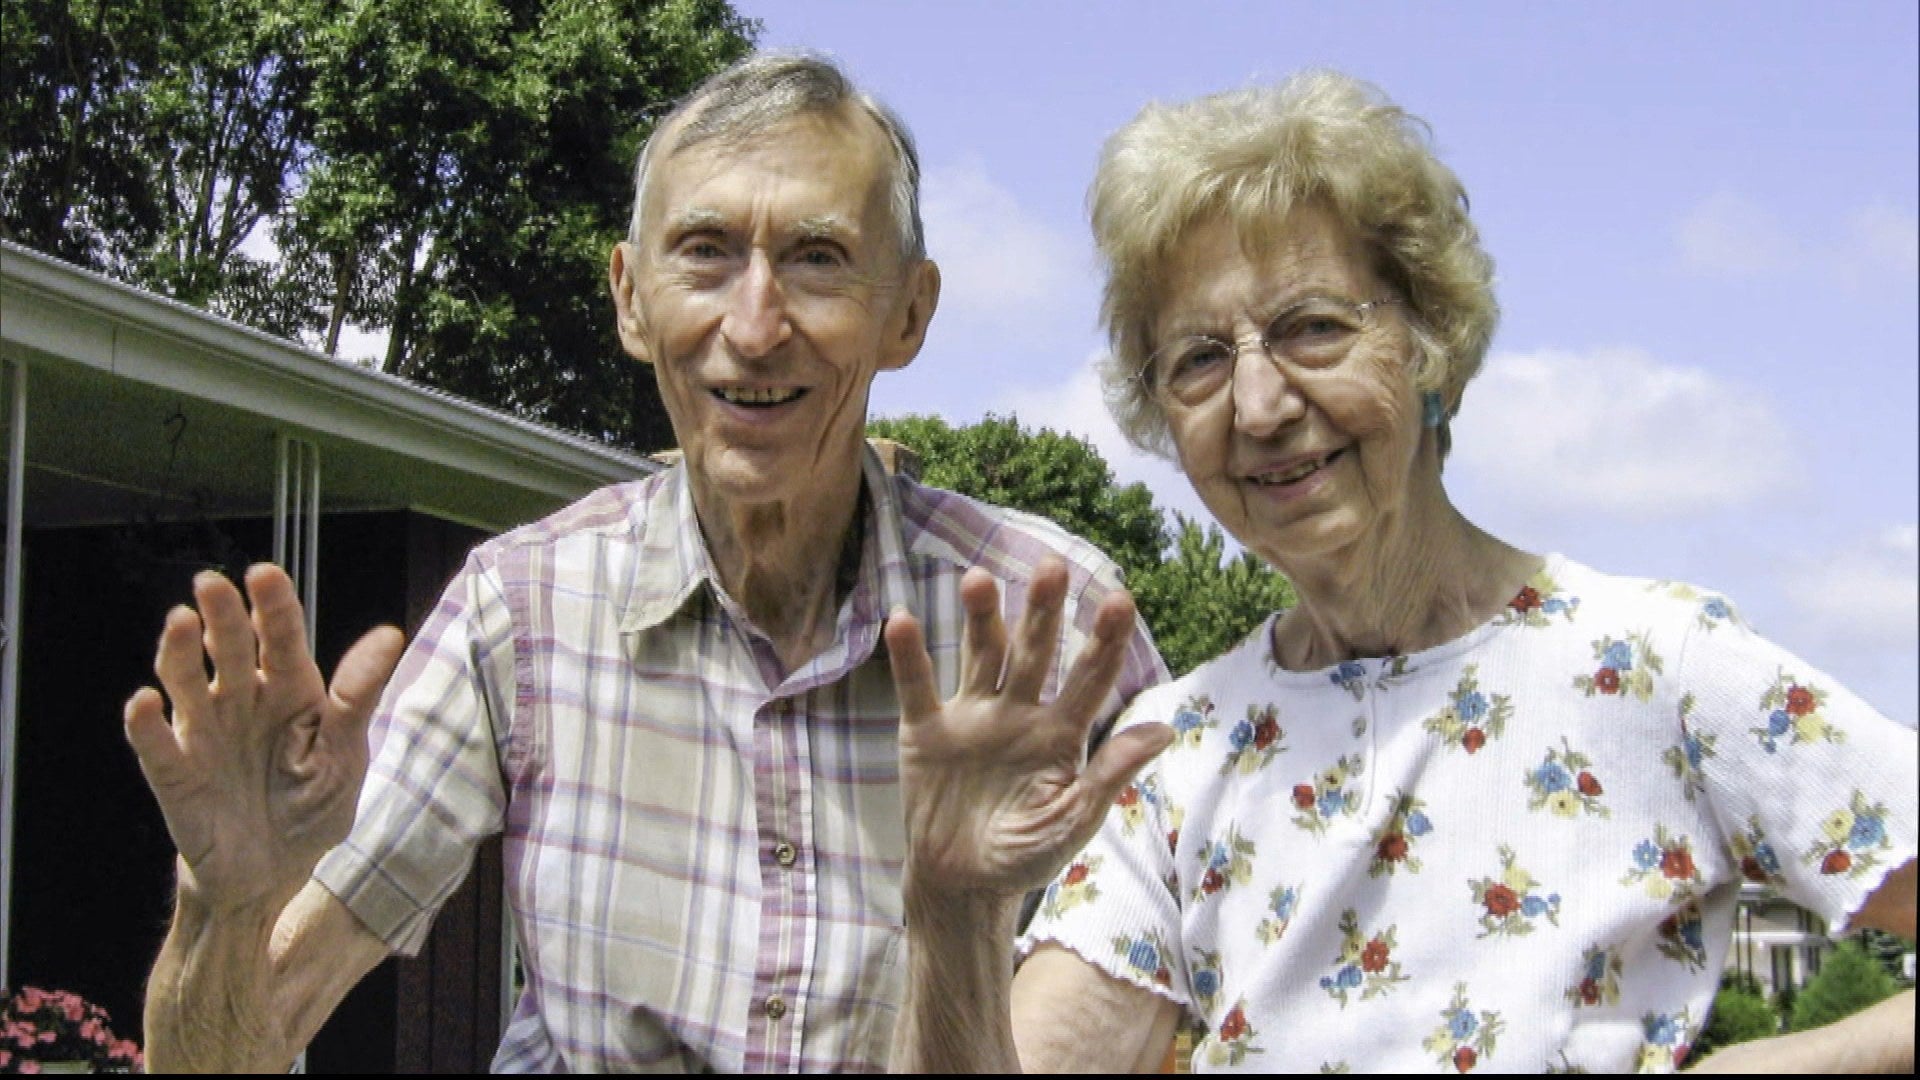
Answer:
[{"xmin": 1021, "ymin": 555, "xmax": 1916, "ymax": 1073}]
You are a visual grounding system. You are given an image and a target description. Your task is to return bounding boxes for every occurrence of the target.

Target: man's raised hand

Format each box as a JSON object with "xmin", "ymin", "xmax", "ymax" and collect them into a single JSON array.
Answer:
[
  {"xmin": 886, "ymin": 558, "xmax": 1172, "ymax": 901},
  {"xmin": 122, "ymin": 564, "xmax": 404, "ymax": 914}
]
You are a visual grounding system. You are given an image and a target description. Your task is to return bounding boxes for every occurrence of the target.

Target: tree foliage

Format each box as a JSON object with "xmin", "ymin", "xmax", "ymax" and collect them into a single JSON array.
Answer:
[
  {"xmin": 867, "ymin": 413, "xmax": 1294, "ymax": 677},
  {"xmin": 1855, "ymin": 927, "xmax": 1915, "ymax": 986},
  {"xmin": 866, "ymin": 413, "xmax": 1165, "ymax": 580},
  {"xmin": 1, "ymin": 0, "xmax": 756, "ymax": 451},
  {"xmin": 1134, "ymin": 514, "xmax": 1295, "ymax": 676},
  {"xmin": 1788, "ymin": 938, "xmax": 1901, "ymax": 1032}
]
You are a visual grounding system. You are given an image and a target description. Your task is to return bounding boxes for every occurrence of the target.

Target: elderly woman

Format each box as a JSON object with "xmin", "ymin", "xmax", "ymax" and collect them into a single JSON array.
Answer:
[{"xmin": 885, "ymin": 72, "xmax": 1915, "ymax": 1073}]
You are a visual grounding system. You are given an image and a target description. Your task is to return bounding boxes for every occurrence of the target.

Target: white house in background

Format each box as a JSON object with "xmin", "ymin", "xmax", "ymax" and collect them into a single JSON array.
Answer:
[
  {"xmin": 0, "ymin": 239, "xmax": 657, "ymax": 1070},
  {"xmin": 1729, "ymin": 883, "xmax": 1834, "ymax": 997}
]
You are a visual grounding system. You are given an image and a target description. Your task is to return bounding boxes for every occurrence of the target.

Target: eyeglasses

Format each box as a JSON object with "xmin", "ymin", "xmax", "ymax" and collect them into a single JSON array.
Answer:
[{"xmin": 1136, "ymin": 295, "xmax": 1400, "ymax": 408}]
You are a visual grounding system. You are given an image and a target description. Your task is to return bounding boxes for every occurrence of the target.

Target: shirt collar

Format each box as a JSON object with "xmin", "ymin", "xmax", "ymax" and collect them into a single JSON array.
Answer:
[{"xmin": 618, "ymin": 444, "xmax": 917, "ymax": 636}]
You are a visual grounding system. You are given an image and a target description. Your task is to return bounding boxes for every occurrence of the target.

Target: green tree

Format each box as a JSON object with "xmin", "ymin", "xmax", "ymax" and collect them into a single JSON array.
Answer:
[
  {"xmin": 1134, "ymin": 514, "xmax": 1294, "ymax": 677},
  {"xmin": 289, "ymin": 0, "xmax": 755, "ymax": 448},
  {"xmin": 1, "ymin": 0, "xmax": 326, "ymax": 330},
  {"xmin": 1692, "ymin": 972, "xmax": 1778, "ymax": 1058},
  {"xmin": 1788, "ymin": 938, "xmax": 1901, "ymax": 1032},
  {"xmin": 1855, "ymin": 927, "xmax": 1915, "ymax": 986},
  {"xmin": 2, "ymin": 0, "xmax": 756, "ymax": 451},
  {"xmin": 866, "ymin": 414, "xmax": 1166, "ymax": 581},
  {"xmin": 867, "ymin": 413, "xmax": 1294, "ymax": 677}
]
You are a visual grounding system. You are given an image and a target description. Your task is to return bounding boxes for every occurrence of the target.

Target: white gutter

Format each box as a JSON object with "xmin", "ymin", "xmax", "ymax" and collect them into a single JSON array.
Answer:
[{"xmin": 0, "ymin": 242, "xmax": 659, "ymax": 498}]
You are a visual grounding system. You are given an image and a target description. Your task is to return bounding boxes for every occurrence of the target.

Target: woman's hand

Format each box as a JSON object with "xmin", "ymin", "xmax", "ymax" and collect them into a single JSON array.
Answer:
[{"xmin": 886, "ymin": 558, "xmax": 1172, "ymax": 905}]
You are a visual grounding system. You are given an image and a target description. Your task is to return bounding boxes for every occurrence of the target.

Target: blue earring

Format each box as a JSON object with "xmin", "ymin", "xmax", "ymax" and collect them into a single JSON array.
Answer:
[{"xmin": 1421, "ymin": 390, "xmax": 1445, "ymax": 429}]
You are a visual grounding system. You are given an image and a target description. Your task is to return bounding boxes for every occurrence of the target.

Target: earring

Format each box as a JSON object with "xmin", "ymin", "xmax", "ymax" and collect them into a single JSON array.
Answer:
[{"xmin": 1421, "ymin": 390, "xmax": 1445, "ymax": 429}]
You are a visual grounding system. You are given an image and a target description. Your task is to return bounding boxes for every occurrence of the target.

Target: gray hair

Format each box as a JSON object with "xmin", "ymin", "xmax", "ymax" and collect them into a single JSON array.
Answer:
[
  {"xmin": 1091, "ymin": 70, "xmax": 1499, "ymax": 460},
  {"xmin": 627, "ymin": 50, "xmax": 925, "ymax": 262}
]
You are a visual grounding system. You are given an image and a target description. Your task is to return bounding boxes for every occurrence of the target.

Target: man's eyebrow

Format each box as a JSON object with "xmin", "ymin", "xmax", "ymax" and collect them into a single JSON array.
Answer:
[
  {"xmin": 665, "ymin": 208, "xmax": 728, "ymax": 235},
  {"xmin": 791, "ymin": 214, "xmax": 858, "ymax": 244}
]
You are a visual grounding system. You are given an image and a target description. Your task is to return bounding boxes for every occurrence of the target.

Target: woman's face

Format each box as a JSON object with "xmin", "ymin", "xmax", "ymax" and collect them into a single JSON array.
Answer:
[{"xmin": 1152, "ymin": 206, "xmax": 1429, "ymax": 569}]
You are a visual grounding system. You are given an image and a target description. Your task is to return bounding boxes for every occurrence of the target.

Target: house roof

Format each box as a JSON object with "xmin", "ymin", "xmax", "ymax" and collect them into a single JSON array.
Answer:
[{"xmin": 0, "ymin": 241, "xmax": 658, "ymax": 533}]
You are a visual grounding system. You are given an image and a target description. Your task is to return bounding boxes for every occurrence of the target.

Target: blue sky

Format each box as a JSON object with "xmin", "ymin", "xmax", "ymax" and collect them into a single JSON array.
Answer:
[{"xmin": 732, "ymin": 0, "xmax": 1919, "ymax": 725}]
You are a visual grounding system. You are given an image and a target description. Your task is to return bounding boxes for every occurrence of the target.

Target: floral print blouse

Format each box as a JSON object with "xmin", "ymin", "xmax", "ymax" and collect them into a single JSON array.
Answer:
[{"xmin": 1020, "ymin": 555, "xmax": 1916, "ymax": 1072}]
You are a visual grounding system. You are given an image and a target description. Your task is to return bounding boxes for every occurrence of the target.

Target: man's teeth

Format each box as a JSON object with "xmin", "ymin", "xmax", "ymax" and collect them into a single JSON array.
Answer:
[
  {"xmin": 1260, "ymin": 457, "xmax": 1326, "ymax": 485},
  {"xmin": 717, "ymin": 387, "xmax": 803, "ymax": 406}
]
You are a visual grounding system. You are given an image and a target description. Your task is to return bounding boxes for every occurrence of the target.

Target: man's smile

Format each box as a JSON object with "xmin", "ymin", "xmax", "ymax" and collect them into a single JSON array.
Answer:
[{"xmin": 712, "ymin": 385, "xmax": 808, "ymax": 407}]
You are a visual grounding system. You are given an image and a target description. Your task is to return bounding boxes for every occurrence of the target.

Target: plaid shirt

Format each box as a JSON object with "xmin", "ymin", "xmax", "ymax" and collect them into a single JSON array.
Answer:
[{"xmin": 314, "ymin": 448, "xmax": 1167, "ymax": 1072}]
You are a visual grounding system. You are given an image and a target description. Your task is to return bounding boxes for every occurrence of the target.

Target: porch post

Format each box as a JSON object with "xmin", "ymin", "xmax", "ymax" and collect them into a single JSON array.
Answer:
[
  {"xmin": 273, "ymin": 434, "xmax": 321, "ymax": 640},
  {"xmin": 0, "ymin": 359, "xmax": 29, "ymax": 989}
]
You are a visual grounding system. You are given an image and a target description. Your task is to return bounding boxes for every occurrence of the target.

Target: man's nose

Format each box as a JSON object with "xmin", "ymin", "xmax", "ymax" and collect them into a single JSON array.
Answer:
[
  {"xmin": 720, "ymin": 250, "xmax": 792, "ymax": 357},
  {"xmin": 1231, "ymin": 344, "xmax": 1304, "ymax": 437}
]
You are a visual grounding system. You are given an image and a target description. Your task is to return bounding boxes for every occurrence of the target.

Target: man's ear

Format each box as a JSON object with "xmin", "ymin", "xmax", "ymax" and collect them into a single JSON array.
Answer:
[
  {"xmin": 609, "ymin": 242, "xmax": 653, "ymax": 365},
  {"xmin": 877, "ymin": 258, "xmax": 941, "ymax": 373}
]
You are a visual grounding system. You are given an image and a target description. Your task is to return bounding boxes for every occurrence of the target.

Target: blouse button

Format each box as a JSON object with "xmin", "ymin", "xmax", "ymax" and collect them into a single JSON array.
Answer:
[
  {"xmin": 764, "ymin": 995, "xmax": 788, "ymax": 1020},
  {"xmin": 774, "ymin": 841, "xmax": 798, "ymax": 867}
]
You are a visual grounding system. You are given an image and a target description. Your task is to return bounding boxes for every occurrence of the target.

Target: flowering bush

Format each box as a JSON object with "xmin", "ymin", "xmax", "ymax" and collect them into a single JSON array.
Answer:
[{"xmin": 1, "ymin": 986, "xmax": 143, "ymax": 1073}]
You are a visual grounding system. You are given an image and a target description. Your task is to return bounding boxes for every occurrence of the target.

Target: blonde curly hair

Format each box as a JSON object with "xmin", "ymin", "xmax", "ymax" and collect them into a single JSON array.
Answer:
[{"xmin": 1092, "ymin": 71, "xmax": 1498, "ymax": 459}]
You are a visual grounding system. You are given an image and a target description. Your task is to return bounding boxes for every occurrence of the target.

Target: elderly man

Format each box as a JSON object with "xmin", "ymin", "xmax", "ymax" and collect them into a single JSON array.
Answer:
[{"xmin": 123, "ymin": 52, "xmax": 1165, "ymax": 1072}]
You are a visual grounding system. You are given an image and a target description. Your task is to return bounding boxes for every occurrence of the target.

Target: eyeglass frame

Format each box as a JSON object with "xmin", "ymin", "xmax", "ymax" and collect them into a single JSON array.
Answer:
[{"xmin": 1131, "ymin": 294, "xmax": 1403, "ymax": 408}]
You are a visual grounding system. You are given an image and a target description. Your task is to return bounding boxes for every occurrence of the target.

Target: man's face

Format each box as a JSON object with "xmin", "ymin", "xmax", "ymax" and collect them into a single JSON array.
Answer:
[{"xmin": 611, "ymin": 108, "xmax": 937, "ymax": 512}]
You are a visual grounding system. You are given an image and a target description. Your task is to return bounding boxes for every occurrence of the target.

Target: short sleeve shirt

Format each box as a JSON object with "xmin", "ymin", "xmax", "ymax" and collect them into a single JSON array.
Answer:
[
  {"xmin": 1020, "ymin": 554, "xmax": 1916, "ymax": 1073},
  {"xmin": 314, "ymin": 448, "xmax": 1168, "ymax": 1072}
]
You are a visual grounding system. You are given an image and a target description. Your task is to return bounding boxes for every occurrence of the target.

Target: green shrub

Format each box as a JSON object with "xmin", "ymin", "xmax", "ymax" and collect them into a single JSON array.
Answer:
[
  {"xmin": 1789, "ymin": 939, "xmax": 1900, "ymax": 1031},
  {"xmin": 1692, "ymin": 977, "xmax": 1777, "ymax": 1057}
]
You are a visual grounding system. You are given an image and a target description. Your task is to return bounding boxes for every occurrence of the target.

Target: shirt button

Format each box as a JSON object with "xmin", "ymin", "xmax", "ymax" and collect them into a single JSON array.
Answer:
[
  {"xmin": 764, "ymin": 995, "xmax": 788, "ymax": 1020},
  {"xmin": 773, "ymin": 842, "xmax": 797, "ymax": 867}
]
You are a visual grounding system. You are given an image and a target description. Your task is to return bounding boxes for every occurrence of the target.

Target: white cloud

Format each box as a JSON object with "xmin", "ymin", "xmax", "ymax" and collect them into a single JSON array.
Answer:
[
  {"xmin": 1676, "ymin": 192, "xmax": 1794, "ymax": 277},
  {"xmin": 920, "ymin": 160, "xmax": 1084, "ymax": 328},
  {"xmin": 1835, "ymin": 203, "xmax": 1920, "ymax": 283},
  {"xmin": 1783, "ymin": 524, "xmax": 1919, "ymax": 655},
  {"xmin": 1676, "ymin": 193, "xmax": 1919, "ymax": 286},
  {"xmin": 995, "ymin": 358, "xmax": 1222, "ymax": 536},
  {"xmin": 1450, "ymin": 347, "xmax": 1796, "ymax": 519}
]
